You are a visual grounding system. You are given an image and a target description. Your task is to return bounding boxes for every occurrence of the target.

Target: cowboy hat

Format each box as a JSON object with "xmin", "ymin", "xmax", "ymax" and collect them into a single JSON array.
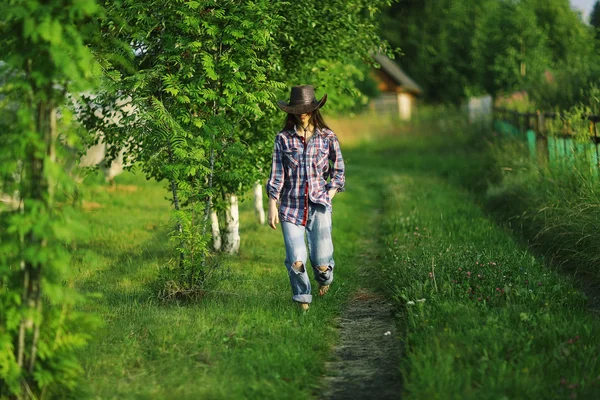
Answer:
[{"xmin": 277, "ymin": 85, "xmax": 327, "ymax": 114}]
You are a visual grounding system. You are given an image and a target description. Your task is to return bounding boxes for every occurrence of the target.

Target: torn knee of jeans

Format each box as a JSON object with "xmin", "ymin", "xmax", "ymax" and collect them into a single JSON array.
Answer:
[
  {"xmin": 292, "ymin": 261, "xmax": 305, "ymax": 273},
  {"xmin": 317, "ymin": 265, "xmax": 331, "ymax": 279}
]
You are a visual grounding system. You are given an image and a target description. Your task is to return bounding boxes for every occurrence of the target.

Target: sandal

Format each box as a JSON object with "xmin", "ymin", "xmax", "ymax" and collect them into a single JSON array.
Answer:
[{"xmin": 319, "ymin": 285, "xmax": 330, "ymax": 296}]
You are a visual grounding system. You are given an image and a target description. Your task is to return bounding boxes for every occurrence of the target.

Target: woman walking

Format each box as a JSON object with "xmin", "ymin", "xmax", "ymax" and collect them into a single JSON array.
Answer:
[{"xmin": 266, "ymin": 85, "xmax": 345, "ymax": 311}]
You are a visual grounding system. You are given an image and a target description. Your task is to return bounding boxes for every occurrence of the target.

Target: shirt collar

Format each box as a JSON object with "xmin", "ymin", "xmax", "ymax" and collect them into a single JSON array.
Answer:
[{"xmin": 291, "ymin": 125, "xmax": 325, "ymax": 138}]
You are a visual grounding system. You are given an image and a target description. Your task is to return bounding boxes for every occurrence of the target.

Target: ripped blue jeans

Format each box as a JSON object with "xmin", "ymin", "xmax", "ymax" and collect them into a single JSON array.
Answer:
[{"xmin": 281, "ymin": 202, "xmax": 334, "ymax": 304}]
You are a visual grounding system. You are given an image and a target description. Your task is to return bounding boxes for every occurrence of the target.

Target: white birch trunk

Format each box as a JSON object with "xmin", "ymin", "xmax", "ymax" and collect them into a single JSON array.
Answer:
[
  {"xmin": 253, "ymin": 181, "xmax": 265, "ymax": 225},
  {"xmin": 0, "ymin": 192, "xmax": 21, "ymax": 211},
  {"xmin": 210, "ymin": 208, "xmax": 222, "ymax": 251},
  {"xmin": 1, "ymin": 162, "xmax": 23, "ymax": 212},
  {"xmin": 79, "ymin": 142, "xmax": 106, "ymax": 167},
  {"xmin": 223, "ymin": 194, "xmax": 240, "ymax": 254},
  {"xmin": 103, "ymin": 147, "xmax": 126, "ymax": 183}
]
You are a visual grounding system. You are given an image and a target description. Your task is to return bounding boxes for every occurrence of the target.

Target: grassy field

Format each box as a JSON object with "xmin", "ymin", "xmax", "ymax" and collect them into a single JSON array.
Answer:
[
  {"xmin": 484, "ymin": 134, "xmax": 600, "ymax": 291},
  {"xmin": 362, "ymin": 118, "xmax": 600, "ymax": 399},
  {"xmin": 68, "ymin": 113, "xmax": 600, "ymax": 399},
  {"xmin": 70, "ymin": 142, "xmax": 382, "ymax": 398}
]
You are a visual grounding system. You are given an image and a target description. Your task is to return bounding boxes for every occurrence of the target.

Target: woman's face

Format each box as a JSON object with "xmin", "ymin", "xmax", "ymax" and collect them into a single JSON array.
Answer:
[{"xmin": 297, "ymin": 113, "xmax": 311, "ymax": 125}]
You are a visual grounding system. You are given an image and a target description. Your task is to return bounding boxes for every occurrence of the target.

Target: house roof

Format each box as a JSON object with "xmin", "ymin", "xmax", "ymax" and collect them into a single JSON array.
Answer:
[{"xmin": 372, "ymin": 53, "xmax": 423, "ymax": 95}]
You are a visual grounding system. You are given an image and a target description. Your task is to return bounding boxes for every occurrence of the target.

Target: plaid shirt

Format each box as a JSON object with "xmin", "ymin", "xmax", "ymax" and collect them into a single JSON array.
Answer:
[{"xmin": 266, "ymin": 126, "xmax": 345, "ymax": 226}]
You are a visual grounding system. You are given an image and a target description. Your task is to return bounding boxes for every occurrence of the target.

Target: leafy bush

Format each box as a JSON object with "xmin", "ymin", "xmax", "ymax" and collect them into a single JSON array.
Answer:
[{"xmin": 0, "ymin": 0, "xmax": 101, "ymax": 396}]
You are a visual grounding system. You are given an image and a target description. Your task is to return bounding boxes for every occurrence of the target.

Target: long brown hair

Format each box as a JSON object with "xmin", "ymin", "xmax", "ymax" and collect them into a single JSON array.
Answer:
[{"xmin": 283, "ymin": 109, "xmax": 330, "ymax": 131}]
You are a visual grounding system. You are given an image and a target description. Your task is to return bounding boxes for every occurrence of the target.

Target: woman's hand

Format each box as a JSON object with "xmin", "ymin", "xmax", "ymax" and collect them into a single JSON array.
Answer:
[
  {"xmin": 268, "ymin": 197, "xmax": 279, "ymax": 230},
  {"xmin": 328, "ymin": 188, "xmax": 337, "ymax": 201}
]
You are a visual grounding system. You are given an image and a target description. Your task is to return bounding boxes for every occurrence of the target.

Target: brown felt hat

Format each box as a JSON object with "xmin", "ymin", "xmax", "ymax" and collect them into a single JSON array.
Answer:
[{"xmin": 277, "ymin": 85, "xmax": 327, "ymax": 114}]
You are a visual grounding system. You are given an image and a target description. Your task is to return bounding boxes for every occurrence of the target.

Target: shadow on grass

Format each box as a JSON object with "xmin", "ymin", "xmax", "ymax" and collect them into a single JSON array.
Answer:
[{"xmin": 73, "ymin": 225, "xmax": 171, "ymax": 306}]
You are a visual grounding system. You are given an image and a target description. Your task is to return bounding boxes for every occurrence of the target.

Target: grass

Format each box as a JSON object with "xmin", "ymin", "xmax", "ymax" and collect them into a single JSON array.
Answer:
[
  {"xmin": 69, "ymin": 152, "xmax": 381, "ymax": 398},
  {"xmin": 360, "ymin": 117, "xmax": 600, "ymax": 399},
  {"xmin": 484, "ymin": 134, "xmax": 600, "ymax": 287},
  {"xmin": 64, "ymin": 111, "xmax": 600, "ymax": 398}
]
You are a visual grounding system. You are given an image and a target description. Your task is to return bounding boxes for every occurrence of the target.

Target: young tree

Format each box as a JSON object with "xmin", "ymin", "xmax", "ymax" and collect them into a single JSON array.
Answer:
[
  {"xmin": 591, "ymin": 0, "xmax": 600, "ymax": 32},
  {"xmin": 0, "ymin": 0, "xmax": 101, "ymax": 397},
  {"xmin": 83, "ymin": 0, "xmax": 286, "ymax": 291},
  {"xmin": 473, "ymin": 0, "xmax": 551, "ymax": 96},
  {"xmin": 84, "ymin": 0, "xmax": 396, "ymax": 292},
  {"xmin": 211, "ymin": 0, "xmax": 395, "ymax": 254}
]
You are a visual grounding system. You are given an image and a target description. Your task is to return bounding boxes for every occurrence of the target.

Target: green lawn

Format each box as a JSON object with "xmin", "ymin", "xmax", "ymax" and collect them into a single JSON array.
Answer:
[
  {"xmin": 71, "ymin": 114, "xmax": 600, "ymax": 399},
  {"xmin": 71, "ymin": 157, "xmax": 379, "ymax": 398},
  {"xmin": 359, "ymin": 123, "xmax": 600, "ymax": 399}
]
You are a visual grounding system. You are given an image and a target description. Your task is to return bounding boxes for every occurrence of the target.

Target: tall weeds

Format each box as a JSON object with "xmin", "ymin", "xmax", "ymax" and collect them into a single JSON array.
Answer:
[{"xmin": 485, "ymin": 135, "xmax": 600, "ymax": 285}]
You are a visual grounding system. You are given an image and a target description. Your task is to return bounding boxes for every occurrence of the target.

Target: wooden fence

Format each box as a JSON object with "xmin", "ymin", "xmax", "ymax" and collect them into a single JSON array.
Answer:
[{"xmin": 493, "ymin": 107, "xmax": 600, "ymax": 170}]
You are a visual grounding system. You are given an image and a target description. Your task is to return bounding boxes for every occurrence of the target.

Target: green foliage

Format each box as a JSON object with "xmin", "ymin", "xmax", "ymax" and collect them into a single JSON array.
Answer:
[
  {"xmin": 381, "ymin": 0, "xmax": 600, "ymax": 106},
  {"xmin": 80, "ymin": 0, "xmax": 287, "ymax": 294},
  {"xmin": 274, "ymin": 0, "xmax": 393, "ymax": 111},
  {"xmin": 0, "ymin": 0, "xmax": 101, "ymax": 397},
  {"xmin": 81, "ymin": 0, "xmax": 394, "ymax": 295},
  {"xmin": 590, "ymin": 1, "xmax": 600, "ymax": 33},
  {"xmin": 381, "ymin": 0, "xmax": 497, "ymax": 103},
  {"xmin": 497, "ymin": 85, "xmax": 600, "ymax": 145},
  {"xmin": 494, "ymin": 91, "xmax": 537, "ymax": 113}
]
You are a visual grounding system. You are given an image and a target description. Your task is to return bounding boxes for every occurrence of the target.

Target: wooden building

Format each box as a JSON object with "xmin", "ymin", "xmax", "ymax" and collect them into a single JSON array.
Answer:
[{"xmin": 370, "ymin": 54, "xmax": 422, "ymax": 120}]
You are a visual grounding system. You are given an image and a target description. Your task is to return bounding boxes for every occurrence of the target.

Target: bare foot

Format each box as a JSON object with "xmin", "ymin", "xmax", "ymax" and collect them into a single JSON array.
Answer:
[
  {"xmin": 299, "ymin": 303, "xmax": 309, "ymax": 311},
  {"xmin": 319, "ymin": 285, "xmax": 330, "ymax": 296}
]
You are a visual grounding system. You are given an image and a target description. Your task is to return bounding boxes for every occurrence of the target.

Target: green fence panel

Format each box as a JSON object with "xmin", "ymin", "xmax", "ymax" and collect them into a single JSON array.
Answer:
[
  {"xmin": 511, "ymin": 123, "xmax": 523, "ymax": 137},
  {"xmin": 526, "ymin": 130, "xmax": 536, "ymax": 159},
  {"xmin": 494, "ymin": 116, "xmax": 600, "ymax": 174},
  {"xmin": 548, "ymin": 137, "xmax": 557, "ymax": 165},
  {"xmin": 565, "ymin": 138, "xmax": 575, "ymax": 165},
  {"xmin": 494, "ymin": 120, "xmax": 505, "ymax": 134},
  {"xmin": 555, "ymin": 137, "xmax": 566, "ymax": 164},
  {"xmin": 576, "ymin": 142, "xmax": 587, "ymax": 166},
  {"xmin": 586, "ymin": 144, "xmax": 599, "ymax": 176},
  {"xmin": 497, "ymin": 121, "xmax": 514, "ymax": 135}
]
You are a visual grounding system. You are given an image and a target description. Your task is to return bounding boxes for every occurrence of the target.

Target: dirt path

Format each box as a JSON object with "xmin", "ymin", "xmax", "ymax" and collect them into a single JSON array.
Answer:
[{"xmin": 319, "ymin": 289, "xmax": 403, "ymax": 400}]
